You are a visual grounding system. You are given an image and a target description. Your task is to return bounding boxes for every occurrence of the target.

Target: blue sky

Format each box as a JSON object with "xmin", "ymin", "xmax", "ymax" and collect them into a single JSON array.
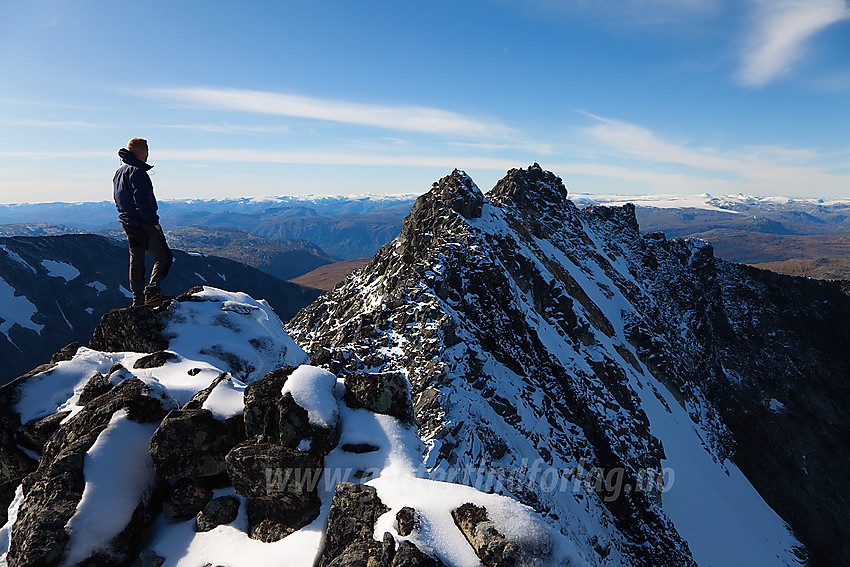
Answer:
[{"xmin": 0, "ymin": 0, "xmax": 848, "ymax": 203}]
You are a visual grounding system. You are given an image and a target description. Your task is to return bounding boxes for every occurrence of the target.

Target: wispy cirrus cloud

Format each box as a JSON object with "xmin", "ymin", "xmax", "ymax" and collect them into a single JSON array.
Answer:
[
  {"xmin": 579, "ymin": 113, "xmax": 741, "ymax": 171},
  {"xmin": 510, "ymin": 0, "xmax": 720, "ymax": 26},
  {"xmin": 738, "ymin": 0, "xmax": 850, "ymax": 87},
  {"xmin": 142, "ymin": 87, "xmax": 516, "ymax": 140},
  {"xmin": 0, "ymin": 119, "xmax": 103, "ymax": 129},
  {"xmin": 153, "ymin": 148, "xmax": 519, "ymax": 171},
  {"xmin": 151, "ymin": 122, "xmax": 292, "ymax": 134},
  {"xmin": 577, "ymin": 113, "xmax": 850, "ymax": 194}
]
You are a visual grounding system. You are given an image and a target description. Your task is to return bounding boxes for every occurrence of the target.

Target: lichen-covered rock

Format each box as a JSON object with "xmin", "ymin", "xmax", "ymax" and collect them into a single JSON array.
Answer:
[
  {"xmin": 0, "ymin": 362, "xmax": 53, "ymax": 522},
  {"xmin": 76, "ymin": 371, "xmax": 113, "ymax": 406},
  {"xmin": 0, "ymin": 440, "xmax": 37, "ymax": 526},
  {"xmin": 382, "ymin": 532, "xmax": 396, "ymax": 565},
  {"xmin": 182, "ymin": 372, "xmax": 229, "ymax": 410},
  {"xmin": 451, "ymin": 503, "xmax": 519, "ymax": 567},
  {"xmin": 195, "ymin": 495, "xmax": 240, "ymax": 532},
  {"xmin": 6, "ymin": 378, "xmax": 167, "ymax": 567},
  {"xmin": 225, "ymin": 440, "xmax": 323, "ymax": 542},
  {"xmin": 242, "ymin": 366, "xmax": 296, "ymax": 439},
  {"xmin": 318, "ymin": 485, "xmax": 443, "ymax": 567},
  {"xmin": 225, "ymin": 441, "xmax": 322, "ymax": 501},
  {"xmin": 341, "ymin": 443, "xmax": 380, "ymax": 454},
  {"xmin": 395, "ymin": 506, "xmax": 418, "ymax": 537},
  {"xmin": 392, "ymin": 540, "xmax": 447, "ymax": 567},
  {"xmin": 50, "ymin": 342, "xmax": 83, "ymax": 363},
  {"xmin": 15, "ymin": 410, "xmax": 70, "ymax": 453},
  {"xmin": 343, "ymin": 372, "xmax": 415, "ymax": 424},
  {"xmin": 318, "ymin": 483, "xmax": 390, "ymax": 567},
  {"xmin": 275, "ymin": 392, "xmax": 311, "ymax": 447},
  {"xmin": 324, "ymin": 539, "xmax": 384, "ymax": 567},
  {"xmin": 245, "ymin": 496, "xmax": 320, "ymax": 542},
  {"xmin": 149, "ymin": 408, "xmax": 241, "ymax": 479},
  {"xmin": 242, "ymin": 366, "xmax": 338, "ymax": 456},
  {"xmin": 133, "ymin": 351, "xmax": 178, "ymax": 369},
  {"xmin": 162, "ymin": 478, "xmax": 214, "ymax": 521},
  {"xmin": 175, "ymin": 285, "xmax": 205, "ymax": 302},
  {"xmin": 89, "ymin": 305, "xmax": 169, "ymax": 353}
]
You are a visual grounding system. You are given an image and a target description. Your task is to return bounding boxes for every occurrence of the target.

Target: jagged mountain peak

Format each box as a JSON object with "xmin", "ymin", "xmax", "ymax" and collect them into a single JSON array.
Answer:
[
  {"xmin": 488, "ymin": 162, "xmax": 569, "ymax": 211},
  {"xmin": 421, "ymin": 168, "xmax": 485, "ymax": 220},
  {"xmin": 288, "ymin": 165, "xmax": 850, "ymax": 566}
]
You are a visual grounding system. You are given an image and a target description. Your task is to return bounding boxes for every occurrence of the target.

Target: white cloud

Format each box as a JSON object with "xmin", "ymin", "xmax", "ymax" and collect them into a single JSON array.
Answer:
[
  {"xmin": 151, "ymin": 123, "xmax": 292, "ymax": 134},
  {"xmin": 448, "ymin": 140, "xmax": 557, "ymax": 155},
  {"xmin": 576, "ymin": 113, "xmax": 850, "ymax": 195},
  {"xmin": 738, "ymin": 0, "xmax": 850, "ymax": 87},
  {"xmin": 0, "ymin": 150, "xmax": 109, "ymax": 159},
  {"xmin": 143, "ymin": 87, "xmax": 515, "ymax": 140},
  {"xmin": 579, "ymin": 113, "xmax": 741, "ymax": 171},
  {"xmin": 153, "ymin": 148, "xmax": 518, "ymax": 171},
  {"xmin": 0, "ymin": 119, "xmax": 103, "ymax": 129},
  {"xmin": 511, "ymin": 0, "xmax": 720, "ymax": 26}
]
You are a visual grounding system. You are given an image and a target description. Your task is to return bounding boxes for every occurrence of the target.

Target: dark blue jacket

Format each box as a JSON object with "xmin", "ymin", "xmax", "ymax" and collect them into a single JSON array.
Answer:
[{"xmin": 113, "ymin": 148, "xmax": 159, "ymax": 225}]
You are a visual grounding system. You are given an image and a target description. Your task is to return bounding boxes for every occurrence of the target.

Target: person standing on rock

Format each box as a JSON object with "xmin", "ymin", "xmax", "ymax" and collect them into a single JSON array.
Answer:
[{"xmin": 113, "ymin": 138, "xmax": 173, "ymax": 307}]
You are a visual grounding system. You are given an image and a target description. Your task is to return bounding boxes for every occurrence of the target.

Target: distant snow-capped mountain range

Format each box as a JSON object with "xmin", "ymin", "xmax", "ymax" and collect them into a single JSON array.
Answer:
[{"xmin": 5, "ymin": 191, "xmax": 850, "ymax": 264}]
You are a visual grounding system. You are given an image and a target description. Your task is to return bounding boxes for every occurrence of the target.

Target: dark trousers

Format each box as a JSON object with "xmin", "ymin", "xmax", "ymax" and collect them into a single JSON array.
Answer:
[{"xmin": 122, "ymin": 223, "xmax": 173, "ymax": 305}]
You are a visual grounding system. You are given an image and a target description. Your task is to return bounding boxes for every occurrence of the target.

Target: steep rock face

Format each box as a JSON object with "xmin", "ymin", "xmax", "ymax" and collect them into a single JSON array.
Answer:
[{"xmin": 288, "ymin": 164, "xmax": 849, "ymax": 566}]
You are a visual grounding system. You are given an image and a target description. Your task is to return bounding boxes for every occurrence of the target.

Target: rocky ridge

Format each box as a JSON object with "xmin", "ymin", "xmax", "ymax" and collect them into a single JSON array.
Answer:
[{"xmin": 287, "ymin": 164, "xmax": 850, "ymax": 566}]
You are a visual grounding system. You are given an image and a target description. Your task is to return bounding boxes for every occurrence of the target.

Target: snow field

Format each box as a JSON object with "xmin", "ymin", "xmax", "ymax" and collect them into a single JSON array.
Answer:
[
  {"xmin": 0, "ymin": 275, "xmax": 44, "ymax": 345},
  {"xmin": 41, "ymin": 260, "xmax": 80, "ymax": 282},
  {"xmin": 165, "ymin": 287, "xmax": 308, "ymax": 382},
  {"xmin": 62, "ymin": 411, "xmax": 160, "ymax": 566}
]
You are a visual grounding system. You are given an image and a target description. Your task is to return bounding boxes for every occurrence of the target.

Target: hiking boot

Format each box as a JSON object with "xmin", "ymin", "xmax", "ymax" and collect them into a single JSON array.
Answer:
[{"xmin": 144, "ymin": 294, "xmax": 173, "ymax": 307}]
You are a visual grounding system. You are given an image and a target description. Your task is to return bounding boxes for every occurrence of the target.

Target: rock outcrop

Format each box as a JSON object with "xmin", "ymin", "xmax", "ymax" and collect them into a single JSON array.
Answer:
[
  {"xmin": 317, "ymin": 483, "xmax": 445, "ymax": 567},
  {"xmin": 451, "ymin": 503, "xmax": 518, "ymax": 567},
  {"xmin": 4, "ymin": 281, "xmax": 546, "ymax": 566},
  {"xmin": 343, "ymin": 372, "xmax": 415, "ymax": 424},
  {"xmin": 195, "ymin": 496, "xmax": 240, "ymax": 532},
  {"xmin": 149, "ymin": 408, "xmax": 243, "ymax": 479},
  {"xmin": 225, "ymin": 441, "xmax": 323, "ymax": 541},
  {"xmin": 89, "ymin": 304, "xmax": 171, "ymax": 354}
]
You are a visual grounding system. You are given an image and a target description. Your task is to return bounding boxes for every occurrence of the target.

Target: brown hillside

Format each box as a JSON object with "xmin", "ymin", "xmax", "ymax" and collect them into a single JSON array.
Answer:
[
  {"xmin": 687, "ymin": 229, "xmax": 850, "ymax": 264},
  {"xmin": 752, "ymin": 256, "xmax": 850, "ymax": 280},
  {"xmin": 289, "ymin": 258, "xmax": 371, "ymax": 291}
]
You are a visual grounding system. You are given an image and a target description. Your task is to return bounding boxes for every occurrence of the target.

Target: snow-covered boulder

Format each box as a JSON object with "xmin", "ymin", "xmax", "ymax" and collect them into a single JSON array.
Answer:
[{"xmin": 6, "ymin": 378, "xmax": 166, "ymax": 567}]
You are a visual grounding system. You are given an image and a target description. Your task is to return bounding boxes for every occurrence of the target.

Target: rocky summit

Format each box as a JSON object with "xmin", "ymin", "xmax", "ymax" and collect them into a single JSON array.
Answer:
[{"xmin": 0, "ymin": 164, "xmax": 848, "ymax": 567}]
